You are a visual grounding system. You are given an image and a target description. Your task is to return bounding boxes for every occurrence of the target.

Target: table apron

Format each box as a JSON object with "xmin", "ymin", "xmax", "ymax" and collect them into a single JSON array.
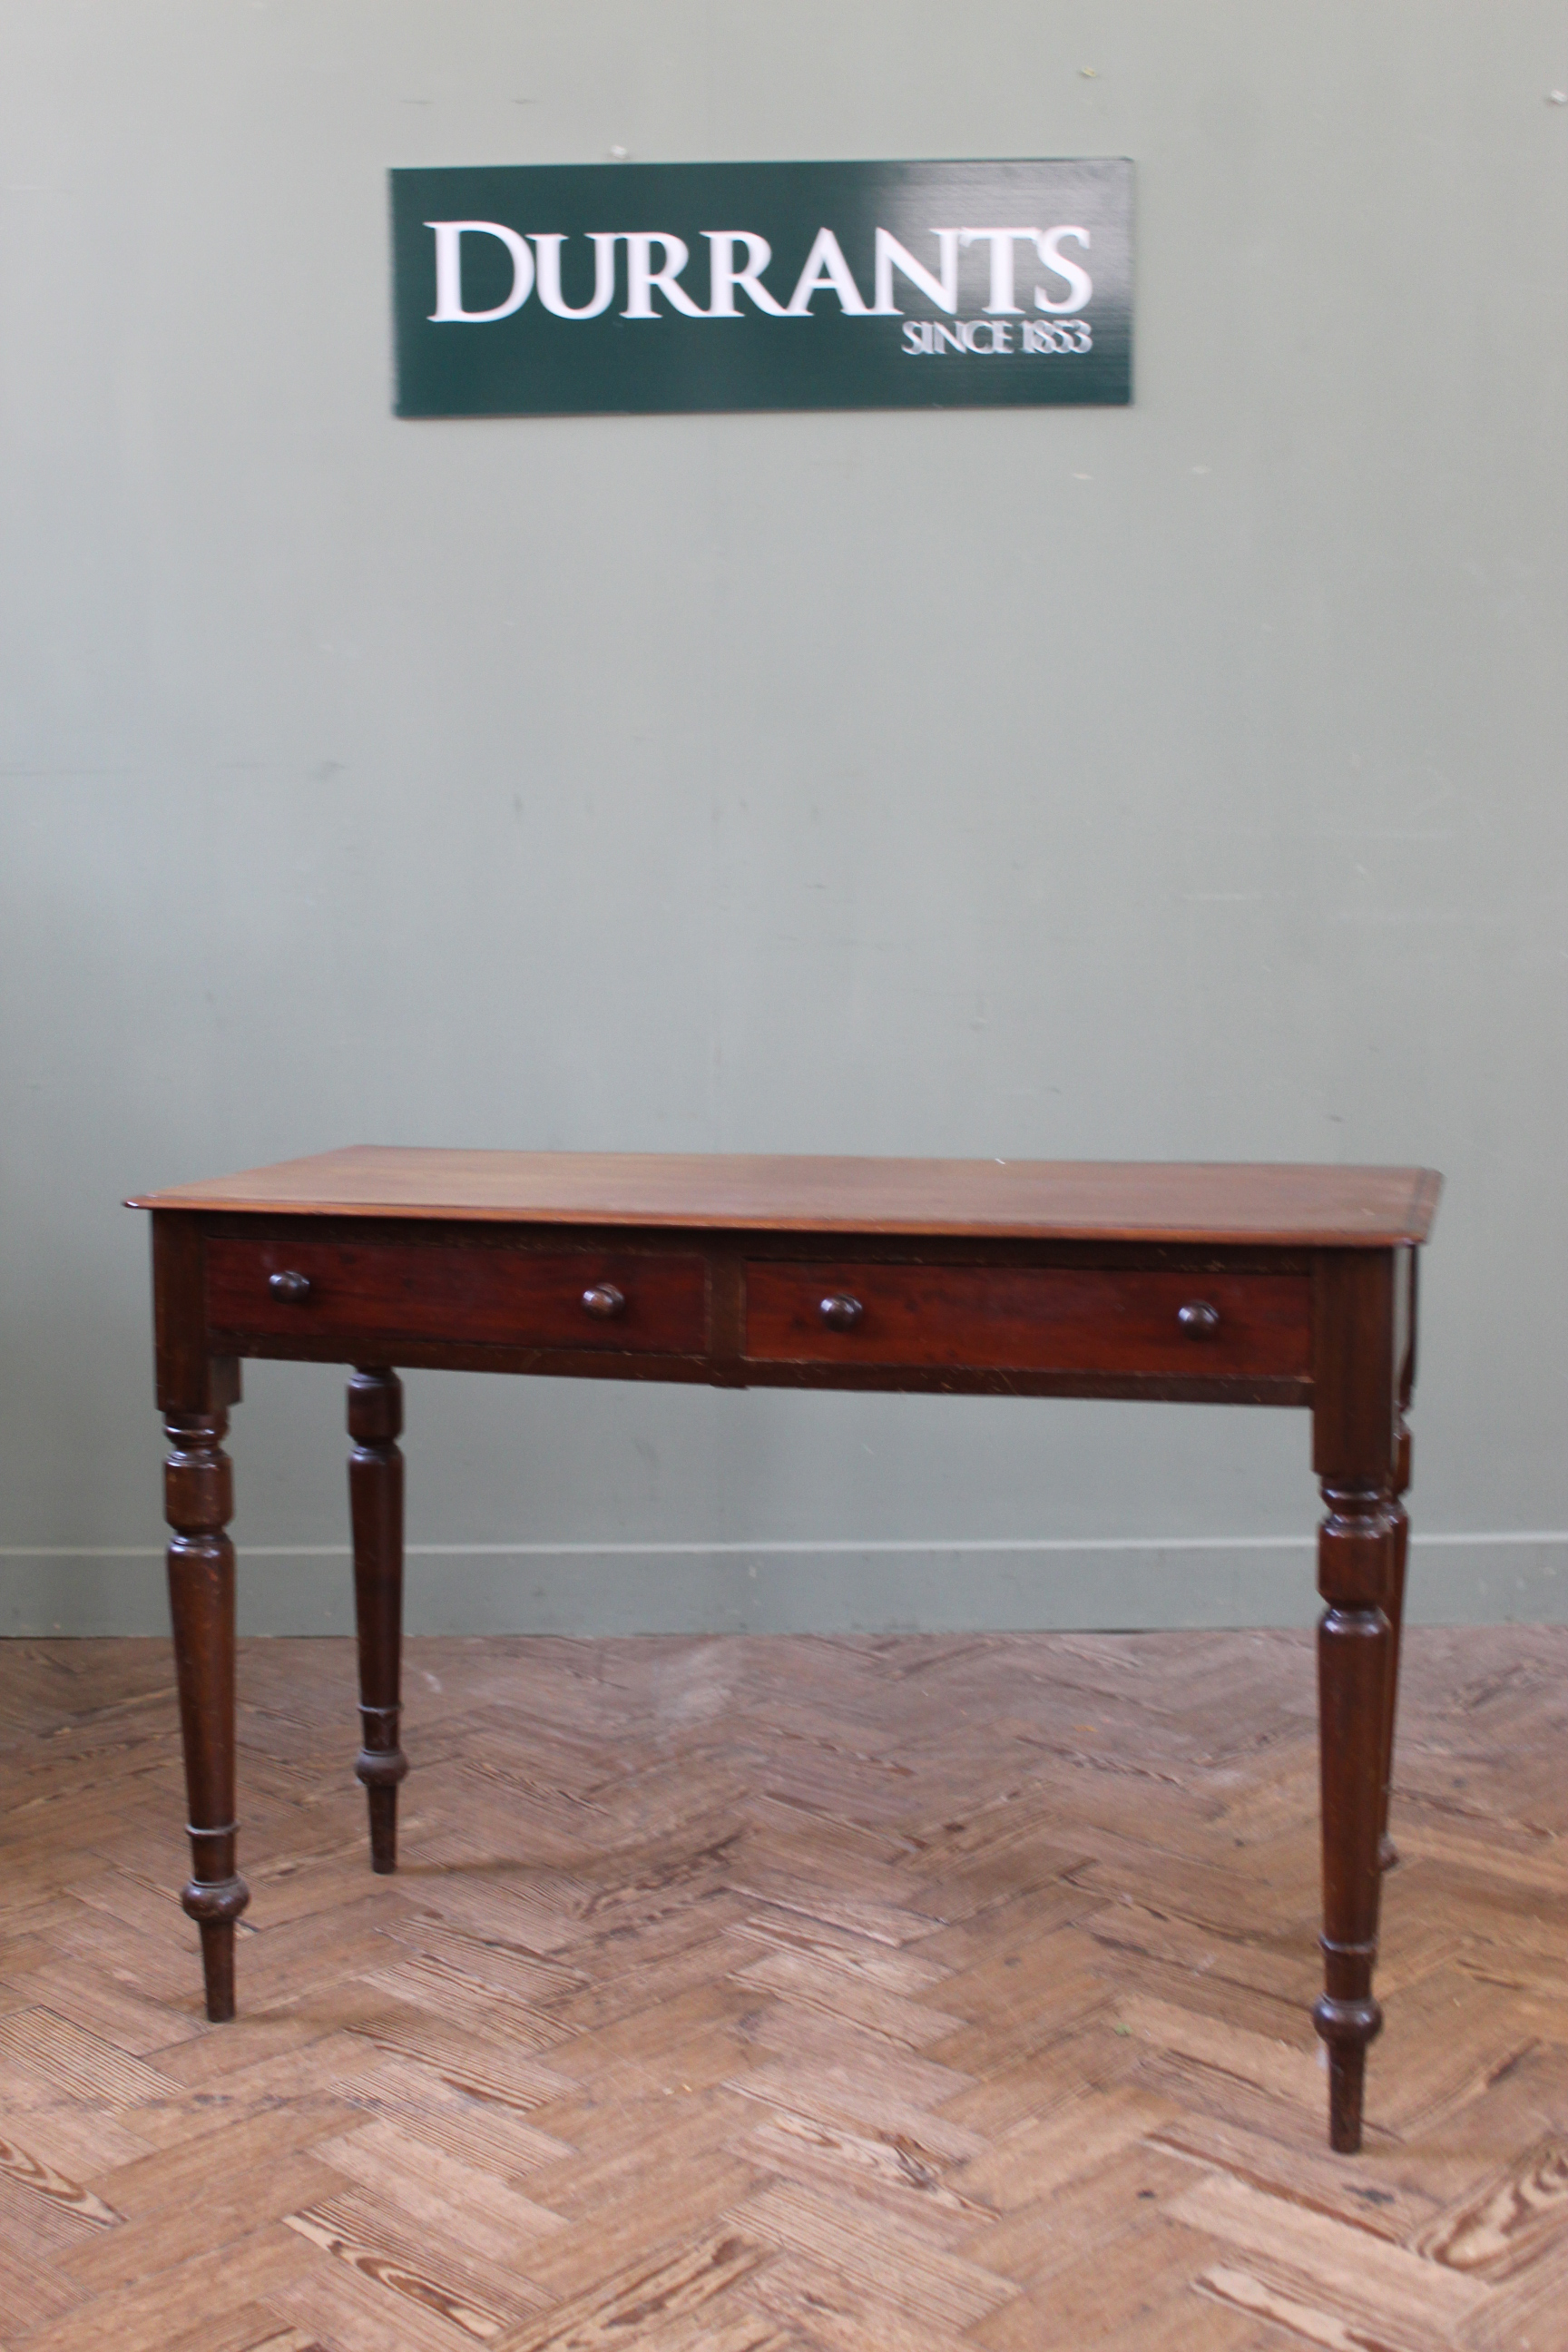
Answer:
[{"xmin": 202, "ymin": 1326, "xmax": 1310, "ymax": 1403}]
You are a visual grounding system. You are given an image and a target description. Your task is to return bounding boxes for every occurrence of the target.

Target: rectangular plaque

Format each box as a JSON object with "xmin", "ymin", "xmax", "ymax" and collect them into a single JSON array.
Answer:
[{"xmin": 390, "ymin": 159, "xmax": 1132, "ymax": 417}]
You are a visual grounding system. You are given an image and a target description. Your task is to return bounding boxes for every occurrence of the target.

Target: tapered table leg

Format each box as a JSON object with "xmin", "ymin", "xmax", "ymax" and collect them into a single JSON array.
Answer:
[
  {"xmin": 348, "ymin": 1367, "xmax": 407, "ymax": 1871},
  {"xmin": 1315, "ymin": 1477, "xmax": 1396, "ymax": 2150},
  {"xmin": 164, "ymin": 1408, "xmax": 249, "ymax": 2020}
]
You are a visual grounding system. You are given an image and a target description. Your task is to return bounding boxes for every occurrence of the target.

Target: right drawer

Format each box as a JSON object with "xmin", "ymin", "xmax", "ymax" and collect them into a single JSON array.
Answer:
[{"xmin": 742, "ymin": 1261, "xmax": 1312, "ymax": 1378}]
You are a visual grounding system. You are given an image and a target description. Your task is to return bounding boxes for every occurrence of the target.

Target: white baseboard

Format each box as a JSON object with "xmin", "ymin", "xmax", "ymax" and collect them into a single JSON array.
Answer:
[{"xmin": 4, "ymin": 1534, "xmax": 1566, "ymax": 1637}]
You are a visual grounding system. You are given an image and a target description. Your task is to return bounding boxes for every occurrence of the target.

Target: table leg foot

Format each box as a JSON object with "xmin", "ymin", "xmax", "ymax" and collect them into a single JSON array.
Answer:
[
  {"xmin": 182, "ymin": 1868, "xmax": 249, "ymax": 2021},
  {"xmin": 348, "ymin": 1368, "xmax": 407, "ymax": 1874},
  {"xmin": 1315, "ymin": 1975, "xmax": 1382, "ymax": 2153},
  {"xmin": 358, "ymin": 1765, "xmax": 403, "ymax": 1873},
  {"xmin": 165, "ymin": 1406, "xmax": 250, "ymax": 2021}
]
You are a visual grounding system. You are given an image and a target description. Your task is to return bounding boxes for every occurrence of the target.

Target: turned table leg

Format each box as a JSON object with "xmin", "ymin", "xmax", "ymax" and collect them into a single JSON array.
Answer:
[
  {"xmin": 1378, "ymin": 1416, "xmax": 1411, "ymax": 1871},
  {"xmin": 1315, "ymin": 1476, "xmax": 1396, "ymax": 2150},
  {"xmin": 348, "ymin": 1367, "xmax": 407, "ymax": 1870},
  {"xmin": 1311, "ymin": 1248, "xmax": 1406, "ymax": 2152},
  {"xmin": 164, "ymin": 1407, "xmax": 249, "ymax": 2020}
]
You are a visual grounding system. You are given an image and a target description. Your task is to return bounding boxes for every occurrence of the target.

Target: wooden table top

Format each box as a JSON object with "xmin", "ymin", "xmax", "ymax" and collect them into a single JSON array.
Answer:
[{"xmin": 131, "ymin": 1148, "xmax": 1442, "ymax": 1246}]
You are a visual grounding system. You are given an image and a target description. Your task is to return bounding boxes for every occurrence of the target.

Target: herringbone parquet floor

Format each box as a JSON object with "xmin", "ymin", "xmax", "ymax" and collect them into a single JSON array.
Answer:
[{"xmin": 3, "ymin": 1625, "xmax": 1567, "ymax": 2351}]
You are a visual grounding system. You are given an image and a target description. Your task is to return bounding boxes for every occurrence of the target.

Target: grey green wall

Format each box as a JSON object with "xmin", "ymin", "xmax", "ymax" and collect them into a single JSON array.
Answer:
[{"xmin": 4, "ymin": 2, "xmax": 1566, "ymax": 1638}]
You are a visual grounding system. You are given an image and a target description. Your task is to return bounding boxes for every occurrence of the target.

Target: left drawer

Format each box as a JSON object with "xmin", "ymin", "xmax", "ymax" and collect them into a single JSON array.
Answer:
[{"xmin": 205, "ymin": 1237, "xmax": 710, "ymax": 1355}]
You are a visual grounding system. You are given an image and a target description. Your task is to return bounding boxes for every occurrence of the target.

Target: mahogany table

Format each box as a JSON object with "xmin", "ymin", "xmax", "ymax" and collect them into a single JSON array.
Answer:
[{"xmin": 131, "ymin": 1148, "xmax": 1440, "ymax": 2152}]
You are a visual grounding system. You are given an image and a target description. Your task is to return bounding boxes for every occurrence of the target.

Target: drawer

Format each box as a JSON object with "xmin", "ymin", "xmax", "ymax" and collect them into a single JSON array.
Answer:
[
  {"xmin": 206, "ymin": 1237, "xmax": 709, "ymax": 1355},
  {"xmin": 743, "ymin": 1261, "xmax": 1311, "ymax": 1378}
]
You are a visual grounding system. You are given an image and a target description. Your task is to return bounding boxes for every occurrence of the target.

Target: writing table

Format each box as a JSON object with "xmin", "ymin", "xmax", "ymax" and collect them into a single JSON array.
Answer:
[{"xmin": 131, "ymin": 1148, "xmax": 1441, "ymax": 2152}]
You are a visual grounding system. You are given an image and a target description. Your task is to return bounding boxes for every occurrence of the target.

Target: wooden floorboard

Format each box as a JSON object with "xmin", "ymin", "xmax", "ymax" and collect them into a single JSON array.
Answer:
[{"xmin": 2, "ymin": 1627, "xmax": 1567, "ymax": 2349}]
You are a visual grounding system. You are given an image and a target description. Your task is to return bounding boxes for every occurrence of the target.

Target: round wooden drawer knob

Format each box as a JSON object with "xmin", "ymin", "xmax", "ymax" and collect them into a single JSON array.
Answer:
[
  {"xmin": 819, "ymin": 1294, "xmax": 864, "ymax": 1331},
  {"xmin": 582, "ymin": 1284, "xmax": 626, "ymax": 1320},
  {"xmin": 268, "ymin": 1270, "xmax": 311, "ymax": 1302},
  {"xmin": 1178, "ymin": 1299, "xmax": 1220, "ymax": 1337}
]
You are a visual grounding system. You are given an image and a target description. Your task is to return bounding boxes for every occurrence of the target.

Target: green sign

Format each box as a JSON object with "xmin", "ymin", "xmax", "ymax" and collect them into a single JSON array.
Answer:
[{"xmin": 390, "ymin": 160, "xmax": 1132, "ymax": 417}]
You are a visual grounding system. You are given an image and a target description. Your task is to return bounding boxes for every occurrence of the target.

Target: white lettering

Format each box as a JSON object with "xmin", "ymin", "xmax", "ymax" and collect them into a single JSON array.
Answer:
[
  {"xmin": 957, "ymin": 228, "xmax": 1039, "ymax": 315},
  {"xmin": 622, "ymin": 232, "xmax": 706, "ymax": 318},
  {"xmin": 1022, "ymin": 317, "xmax": 1093, "ymax": 352},
  {"xmin": 903, "ymin": 317, "xmax": 1024, "ymax": 356},
  {"xmin": 1034, "ymin": 226, "xmax": 1093, "ymax": 314},
  {"xmin": 872, "ymin": 227, "xmax": 960, "ymax": 315},
  {"xmin": 785, "ymin": 227, "xmax": 868, "ymax": 314},
  {"xmin": 534, "ymin": 231, "xmax": 618, "ymax": 318},
  {"xmin": 703, "ymin": 230, "xmax": 787, "ymax": 316},
  {"xmin": 426, "ymin": 220, "xmax": 534, "ymax": 321}
]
